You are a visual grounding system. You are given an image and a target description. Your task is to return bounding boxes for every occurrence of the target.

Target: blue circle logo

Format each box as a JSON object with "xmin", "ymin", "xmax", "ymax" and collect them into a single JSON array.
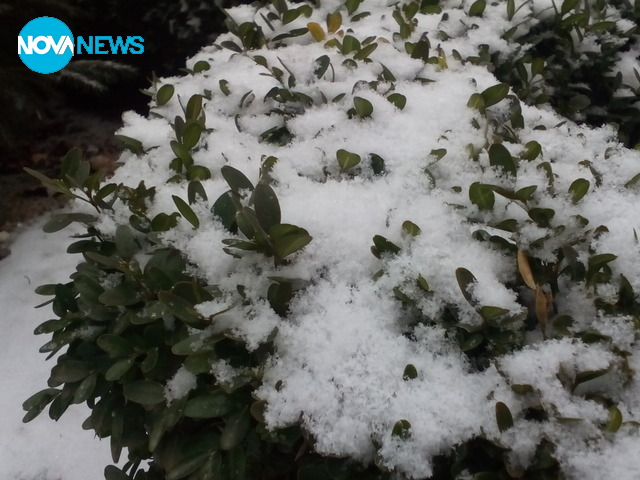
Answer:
[{"xmin": 18, "ymin": 17, "xmax": 74, "ymax": 74}]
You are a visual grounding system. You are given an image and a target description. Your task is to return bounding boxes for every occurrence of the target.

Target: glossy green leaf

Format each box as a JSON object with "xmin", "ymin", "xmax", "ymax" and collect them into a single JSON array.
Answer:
[
  {"xmin": 99, "ymin": 283, "xmax": 140, "ymax": 306},
  {"xmin": 314, "ymin": 55, "xmax": 331, "ymax": 78},
  {"xmin": 173, "ymin": 195, "xmax": 200, "ymax": 228},
  {"xmin": 481, "ymin": 83, "xmax": 509, "ymax": 108},
  {"xmin": 184, "ymin": 391, "xmax": 234, "ymax": 418},
  {"xmin": 114, "ymin": 224, "xmax": 135, "ymax": 259},
  {"xmin": 353, "ymin": 96, "xmax": 373, "ymax": 118},
  {"xmin": 402, "ymin": 220, "xmax": 421, "ymax": 236},
  {"xmin": 272, "ymin": 230, "xmax": 312, "ymax": 261},
  {"xmin": 105, "ymin": 358, "xmax": 135, "ymax": 381},
  {"xmin": 569, "ymin": 178, "xmax": 590, "ymax": 203},
  {"xmin": 221, "ymin": 166, "xmax": 254, "ymax": 194},
  {"xmin": 186, "ymin": 94, "xmax": 203, "ymax": 120},
  {"xmin": 391, "ymin": 419, "xmax": 412, "ymax": 439},
  {"xmin": 372, "ymin": 235, "xmax": 400, "ymax": 257},
  {"xmin": 182, "ymin": 122, "xmax": 202, "ymax": 150},
  {"xmin": 469, "ymin": 182, "xmax": 495, "ymax": 210},
  {"xmin": 607, "ymin": 406, "xmax": 623, "ymax": 432},
  {"xmin": 460, "ymin": 332, "xmax": 483, "ymax": 351},
  {"xmin": 342, "ymin": 35, "xmax": 361, "ymax": 54},
  {"xmin": 489, "ymin": 144, "xmax": 516, "ymax": 176},
  {"xmin": 115, "ymin": 135, "xmax": 144, "ymax": 154},
  {"xmin": 403, "ymin": 364, "xmax": 418, "ymax": 380},
  {"xmin": 50, "ymin": 360, "xmax": 91, "ymax": 385},
  {"xmin": 387, "ymin": 93, "xmax": 407, "ymax": 110},
  {"xmin": 254, "ymin": 183, "xmax": 281, "ymax": 231},
  {"xmin": 123, "ymin": 380, "xmax": 165, "ymax": 405},
  {"xmin": 337, "ymin": 149, "xmax": 361, "ymax": 171},
  {"xmin": 156, "ymin": 84, "xmax": 175, "ymax": 106},
  {"xmin": 469, "ymin": 0, "xmax": 486, "ymax": 16},
  {"xmin": 97, "ymin": 334, "xmax": 132, "ymax": 358},
  {"xmin": 522, "ymin": 141, "xmax": 542, "ymax": 161},
  {"xmin": 495, "ymin": 401, "xmax": 514, "ymax": 432},
  {"xmin": 221, "ymin": 409, "xmax": 252, "ymax": 450},
  {"xmin": 455, "ymin": 267, "xmax": 477, "ymax": 305}
]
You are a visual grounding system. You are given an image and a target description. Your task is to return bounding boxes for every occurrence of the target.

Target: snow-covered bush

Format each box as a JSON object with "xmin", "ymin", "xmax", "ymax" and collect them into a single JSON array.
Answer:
[{"xmin": 24, "ymin": 1, "xmax": 640, "ymax": 479}]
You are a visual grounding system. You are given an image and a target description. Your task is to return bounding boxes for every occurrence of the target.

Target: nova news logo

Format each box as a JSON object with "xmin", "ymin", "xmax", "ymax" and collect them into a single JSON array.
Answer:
[{"xmin": 18, "ymin": 17, "xmax": 144, "ymax": 74}]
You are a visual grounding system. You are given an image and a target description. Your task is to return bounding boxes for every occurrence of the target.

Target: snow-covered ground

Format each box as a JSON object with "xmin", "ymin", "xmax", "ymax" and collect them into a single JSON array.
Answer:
[{"xmin": 0, "ymin": 216, "xmax": 110, "ymax": 480}]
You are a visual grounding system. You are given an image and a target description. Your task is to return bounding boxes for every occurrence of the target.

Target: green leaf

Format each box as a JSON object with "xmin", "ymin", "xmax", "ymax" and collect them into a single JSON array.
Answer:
[
  {"xmin": 478, "ymin": 305, "xmax": 509, "ymax": 321},
  {"xmin": 158, "ymin": 291, "xmax": 201, "ymax": 325},
  {"xmin": 97, "ymin": 334, "xmax": 132, "ymax": 358},
  {"xmin": 528, "ymin": 207, "xmax": 555, "ymax": 227},
  {"xmin": 166, "ymin": 452, "xmax": 209, "ymax": 480},
  {"xmin": 495, "ymin": 402, "xmax": 514, "ymax": 432},
  {"xmin": 391, "ymin": 419, "xmax": 412, "ymax": 439},
  {"xmin": 193, "ymin": 60, "xmax": 210, "ymax": 73},
  {"xmin": 569, "ymin": 94, "xmax": 591, "ymax": 111},
  {"xmin": 561, "ymin": 0, "xmax": 579, "ymax": 15},
  {"xmin": 73, "ymin": 372, "xmax": 97, "ymax": 404},
  {"xmin": 105, "ymin": 358, "xmax": 135, "ymax": 381},
  {"xmin": 172, "ymin": 332, "xmax": 222, "ymax": 356},
  {"xmin": 511, "ymin": 384, "xmax": 533, "ymax": 395},
  {"xmin": 337, "ymin": 149, "xmax": 361, "ymax": 171},
  {"xmin": 221, "ymin": 166, "xmax": 254, "ymax": 194},
  {"xmin": 455, "ymin": 267, "xmax": 478, "ymax": 305},
  {"xmin": 353, "ymin": 96, "xmax": 373, "ymax": 118},
  {"xmin": 507, "ymin": 0, "xmax": 515, "ymax": 19},
  {"xmin": 569, "ymin": 178, "xmax": 590, "ymax": 203},
  {"xmin": 353, "ymin": 42, "xmax": 378, "ymax": 60},
  {"xmin": 219, "ymin": 79, "xmax": 231, "ymax": 96},
  {"xmin": 115, "ymin": 135, "xmax": 144, "ymax": 154},
  {"xmin": 221, "ymin": 409, "xmax": 252, "ymax": 450},
  {"xmin": 573, "ymin": 368, "xmax": 610, "ymax": 388},
  {"xmin": 186, "ymin": 94, "xmax": 203, "ymax": 120},
  {"xmin": 372, "ymin": 235, "xmax": 401, "ymax": 257},
  {"xmin": 460, "ymin": 332, "xmax": 483, "ymax": 351},
  {"xmin": 489, "ymin": 144, "xmax": 516, "ymax": 176},
  {"xmin": 99, "ymin": 283, "xmax": 140, "ymax": 306},
  {"xmin": 43, "ymin": 213, "xmax": 97, "ymax": 233},
  {"xmin": 481, "ymin": 83, "xmax": 509, "ymax": 108},
  {"xmin": 342, "ymin": 35, "xmax": 361, "ymax": 54},
  {"xmin": 157, "ymin": 84, "xmax": 175, "ymax": 106},
  {"xmin": 171, "ymin": 140, "xmax": 194, "ymax": 166},
  {"xmin": 403, "ymin": 364, "xmax": 418, "ymax": 380},
  {"xmin": 271, "ymin": 226, "xmax": 312, "ymax": 261},
  {"xmin": 402, "ymin": 220, "xmax": 421, "ymax": 236},
  {"xmin": 186, "ymin": 165, "xmax": 211, "ymax": 182},
  {"xmin": 188, "ymin": 181, "xmax": 208, "ymax": 204},
  {"xmin": 115, "ymin": 225, "xmax": 135, "ymax": 259},
  {"xmin": 469, "ymin": 182, "xmax": 495, "ymax": 210},
  {"xmin": 213, "ymin": 192, "xmax": 238, "ymax": 232},
  {"xmin": 588, "ymin": 253, "xmax": 617, "ymax": 272},
  {"xmin": 326, "ymin": 11, "xmax": 342, "ymax": 33},
  {"xmin": 387, "ymin": 93, "xmax": 407, "ymax": 110},
  {"xmin": 469, "ymin": 0, "xmax": 486, "ymax": 16},
  {"xmin": 314, "ymin": 55, "xmax": 331, "ymax": 78},
  {"xmin": 50, "ymin": 360, "xmax": 91, "ymax": 385},
  {"xmin": 514, "ymin": 185, "xmax": 537, "ymax": 201},
  {"xmin": 22, "ymin": 388, "xmax": 59, "ymax": 414},
  {"xmin": 182, "ymin": 122, "xmax": 203, "ymax": 150},
  {"xmin": 184, "ymin": 391, "xmax": 234, "ymax": 418},
  {"xmin": 370, "ymin": 153, "xmax": 385, "ymax": 175},
  {"xmin": 173, "ymin": 195, "xmax": 200, "ymax": 228},
  {"xmin": 607, "ymin": 406, "xmax": 623, "ymax": 432},
  {"xmin": 410, "ymin": 34, "xmax": 430, "ymax": 63},
  {"xmin": 253, "ymin": 183, "xmax": 281, "ymax": 231},
  {"xmin": 123, "ymin": 380, "xmax": 165, "ymax": 405},
  {"xmin": 624, "ymin": 172, "xmax": 640, "ymax": 189},
  {"xmin": 467, "ymin": 93, "xmax": 485, "ymax": 111},
  {"xmin": 104, "ymin": 465, "xmax": 130, "ymax": 480}
]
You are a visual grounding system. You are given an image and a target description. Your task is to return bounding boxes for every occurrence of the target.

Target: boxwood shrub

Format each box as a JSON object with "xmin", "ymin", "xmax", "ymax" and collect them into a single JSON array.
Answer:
[{"xmin": 24, "ymin": 1, "xmax": 640, "ymax": 479}]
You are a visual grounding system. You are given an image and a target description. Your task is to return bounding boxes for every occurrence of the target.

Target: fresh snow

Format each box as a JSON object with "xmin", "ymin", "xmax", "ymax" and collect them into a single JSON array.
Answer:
[{"xmin": 0, "ymin": 218, "xmax": 111, "ymax": 480}]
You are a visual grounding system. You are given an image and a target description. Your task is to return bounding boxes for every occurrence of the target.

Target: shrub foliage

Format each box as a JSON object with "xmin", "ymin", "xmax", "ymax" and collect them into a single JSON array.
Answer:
[{"xmin": 24, "ymin": 0, "xmax": 640, "ymax": 479}]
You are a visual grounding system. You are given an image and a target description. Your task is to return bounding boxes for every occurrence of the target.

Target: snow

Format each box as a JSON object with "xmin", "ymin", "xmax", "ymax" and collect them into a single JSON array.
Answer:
[
  {"xmin": 5, "ymin": 0, "xmax": 640, "ymax": 479},
  {"xmin": 0, "ymin": 218, "xmax": 110, "ymax": 480}
]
